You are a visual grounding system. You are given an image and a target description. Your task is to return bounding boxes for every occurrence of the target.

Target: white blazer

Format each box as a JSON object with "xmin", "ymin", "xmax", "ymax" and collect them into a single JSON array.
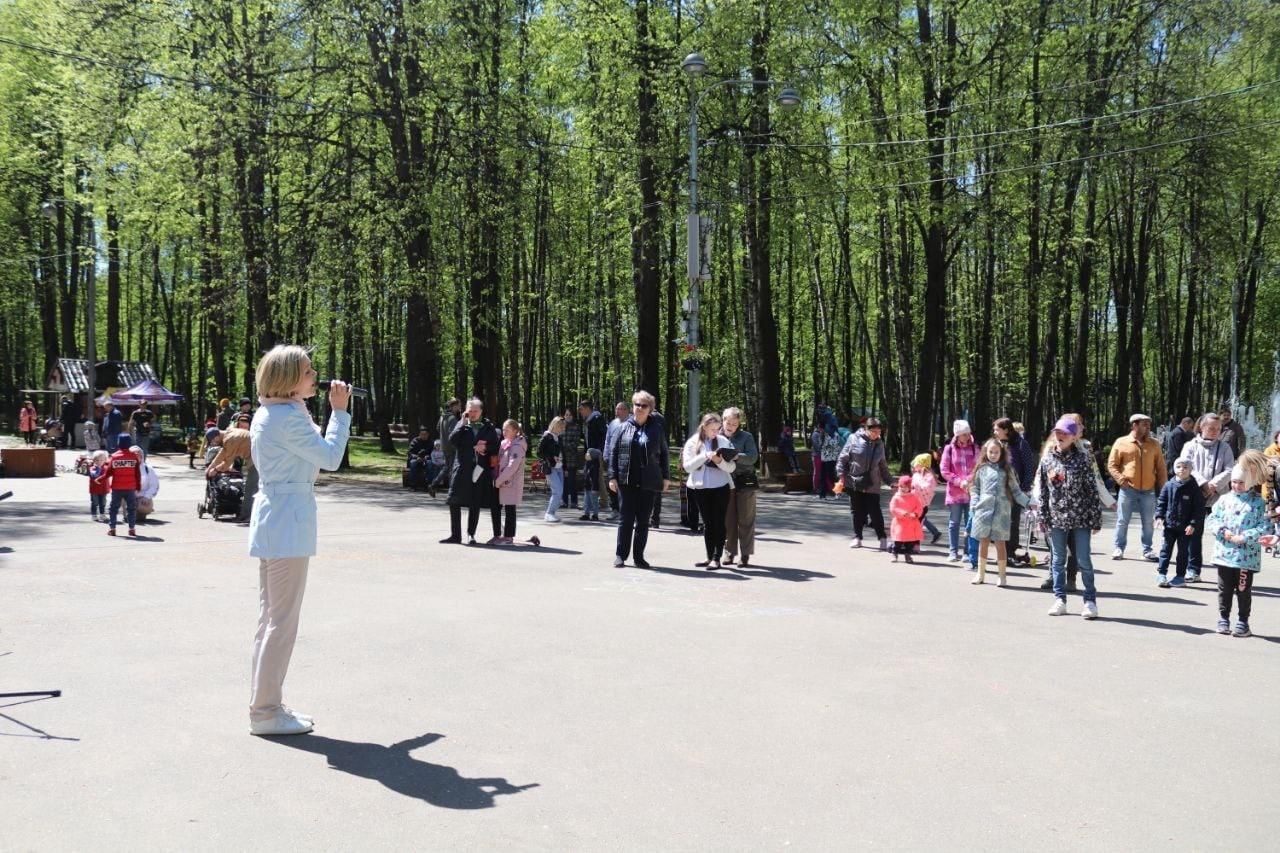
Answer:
[
  {"xmin": 682, "ymin": 434, "xmax": 737, "ymax": 489},
  {"xmin": 248, "ymin": 401, "xmax": 351, "ymax": 559}
]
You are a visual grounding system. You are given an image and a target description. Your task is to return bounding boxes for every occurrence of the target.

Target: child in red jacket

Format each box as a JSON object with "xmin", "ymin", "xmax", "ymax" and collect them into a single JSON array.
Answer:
[
  {"xmin": 890, "ymin": 475, "xmax": 925, "ymax": 563},
  {"xmin": 103, "ymin": 445, "xmax": 141, "ymax": 536},
  {"xmin": 88, "ymin": 450, "xmax": 111, "ymax": 522}
]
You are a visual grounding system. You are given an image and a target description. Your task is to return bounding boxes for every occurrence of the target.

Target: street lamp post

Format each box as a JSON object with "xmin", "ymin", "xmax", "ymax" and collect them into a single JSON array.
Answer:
[{"xmin": 681, "ymin": 53, "xmax": 799, "ymax": 433}]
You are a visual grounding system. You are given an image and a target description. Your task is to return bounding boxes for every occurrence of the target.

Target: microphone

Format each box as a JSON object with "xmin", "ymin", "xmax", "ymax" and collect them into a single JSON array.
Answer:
[{"xmin": 318, "ymin": 380, "xmax": 369, "ymax": 398}]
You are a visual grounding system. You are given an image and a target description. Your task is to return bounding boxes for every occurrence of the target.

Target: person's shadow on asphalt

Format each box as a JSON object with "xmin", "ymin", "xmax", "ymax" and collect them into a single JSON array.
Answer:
[{"xmin": 270, "ymin": 732, "xmax": 538, "ymax": 809}]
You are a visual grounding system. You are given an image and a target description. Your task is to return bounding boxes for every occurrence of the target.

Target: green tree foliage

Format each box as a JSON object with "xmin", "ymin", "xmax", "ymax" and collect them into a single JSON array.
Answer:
[{"xmin": 3, "ymin": 0, "xmax": 1280, "ymax": 460}]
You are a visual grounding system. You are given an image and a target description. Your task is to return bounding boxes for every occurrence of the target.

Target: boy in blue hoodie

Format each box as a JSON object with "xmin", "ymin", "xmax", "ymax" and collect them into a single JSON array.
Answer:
[{"xmin": 1154, "ymin": 458, "xmax": 1205, "ymax": 588}]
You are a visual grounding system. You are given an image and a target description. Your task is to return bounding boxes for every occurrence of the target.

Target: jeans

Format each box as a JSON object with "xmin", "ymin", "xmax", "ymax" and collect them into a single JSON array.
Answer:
[
  {"xmin": 1187, "ymin": 507, "xmax": 1209, "ymax": 576},
  {"xmin": 134, "ymin": 433, "xmax": 151, "ymax": 458},
  {"xmin": 562, "ymin": 465, "xmax": 579, "ymax": 506},
  {"xmin": 922, "ymin": 513, "xmax": 940, "ymax": 538},
  {"xmin": 1114, "ymin": 487, "xmax": 1156, "ymax": 553},
  {"xmin": 1157, "ymin": 526, "xmax": 1191, "ymax": 578},
  {"xmin": 947, "ymin": 503, "xmax": 970, "ymax": 554},
  {"xmin": 545, "ymin": 467, "xmax": 564, "ymax": 518},
  {"xmin": 90, "ymin": 493, "xmax": 106, "ymax": 516},
  {"xmin": 616, "ymin": 485, "xmax": 656, "ymax": 561},
  {"xmin": 109, "ymin": 489, "xmax": 137, "ymax": 529},
  {"xmin": 583, "ymin": 488, "xmax": 600, "ymax": 515},
  {"xmin": 1049, "ymin": 528, "xmax": 1097, "ymax": 602}
]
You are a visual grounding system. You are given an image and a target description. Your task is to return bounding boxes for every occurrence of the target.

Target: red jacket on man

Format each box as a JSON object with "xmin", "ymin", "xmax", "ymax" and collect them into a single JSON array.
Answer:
[{"xmin": 104, "ymin": 448, "xmax": 142, "ymax": 491}]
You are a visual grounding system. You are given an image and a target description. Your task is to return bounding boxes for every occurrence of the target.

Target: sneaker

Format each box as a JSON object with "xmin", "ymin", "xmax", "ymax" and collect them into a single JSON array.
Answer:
[
  {"xmin": 850, "ymin": 538, "xmax": 863, "ymax": 549},
  {"xmin": 634, "ymin": 557, "xmax": 651, "ymax": 569},
  {"xmin": 1186, "ymin": 571, "xmax": 1200, "ymax": 583},
  {"xmin": 128, "ymin": 528, "xmax": 136, "ymax": 537},
  {"xmin": 250, "ymin": 711, "xmax": 314, "ymax": 736},
  {"xmin": 579, "ymin": 514, "xmax": 592, "ymax": 521},
  {"xmin": 1233, "ymin": 621, "xmax": 1252, "ymax": 638},
  {"xmin": 1156, "ymin": 574, "xmax": 1170, "ymax": 588},
  {"xmin": 282, "ymin": 707, "xmax": 314, "ymax": 725},
  {"xmin": 1048, "ymin": 598, "xmax": 1068, "ymax": 616},
  {"xmin": 107, "ymin": 528, "xmax": 116, "ymax": 537},
  {"xmin": 947, "ymin": 552, "xmax": 962, "ymax": 564},
  {"xmin": 1111, "ymin": 548, "xmax": 1124, "ymax": 560},
  {"xmin": 612, "ymin": 557, "xmax": 625, "ymax": 567},
  {"xmin": 1082, "ymin": 601, "xmax": 1099, "ymax": 620},
  {"xmin": 484, "ymin": 536, "xmax": 503, "ymax": 546},
  {"xmin": 1143, "ymin": 550, "xmax": 1158, "ymax": 562},
  {"xmin": 606, "ymin": 512, "xmax": 620, "ymax": 522},
  {"xmin": 878, "ymin": 539, "xmax": 889, "ymax": 552},
  {"xmin": 591, "ymin": 514, "xmax": 600, "ymax": 521},
  {"xmin": 1217, "ymin": 619, "xmax": 1231, "ymax": 635},
  {"xmin": 1168, "ymin": 576, "xmax": 1186, "ymax": 588},
  {"xmin": 930, "ymin": 531, "xmax": 941, "ymax": 545},
  {"xmin": 544, "ymin": 514, "xmax": 561, "ymax": 523},
  {"xmin": 904, "ymin": 554, "xmax": 914, "ymax": 564},
  {"xmin": 1039, "ymin": 577, "xmax": 1054, "ymax": 589}
]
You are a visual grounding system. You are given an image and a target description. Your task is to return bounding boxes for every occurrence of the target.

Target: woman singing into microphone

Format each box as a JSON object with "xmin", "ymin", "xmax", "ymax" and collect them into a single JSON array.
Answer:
[{"xmin": 246, "ymin": 345, "xmax": 351, "ymax": 736}]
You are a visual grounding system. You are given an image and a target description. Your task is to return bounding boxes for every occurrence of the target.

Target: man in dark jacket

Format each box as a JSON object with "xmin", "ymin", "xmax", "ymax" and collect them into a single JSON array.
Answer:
[
  {"xmin": 405, "ymin": 426, "xmax": 432, "ymax": 490},
  {"xmin": 607, "ymin": 392, "xmax": 668, "ymax": 567},
  {"xmin": 436, "ymin": 398, "xmax": 461, "ymax": 486},
  {"xmin": 102, "ymin": 402, "xmax": 124, "ymax": 452},
  {"xmin": 1165, "ymin": 416, "xmax": 1194, "ymax": 476},
  {"xmin": 995, "ymin": 417, "xmax": 1036, "ymax": 552},
  {"xmin": 1219, "ymin": 408, "xmax": 1246, "ymax": 459},
  {"xmin": 441, "ymin": 398, "xmax": 501, "ymax": 544}
]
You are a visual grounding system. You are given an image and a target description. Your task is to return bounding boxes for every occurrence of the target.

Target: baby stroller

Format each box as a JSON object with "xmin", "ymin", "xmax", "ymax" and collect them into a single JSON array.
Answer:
[
  {"xmin": 1010, "ymin": 507, "xmax": 1041, "ymax": 567},
  {"xmin": 198, "ymin": 472, "xmax": 244, "ymax": 519}
]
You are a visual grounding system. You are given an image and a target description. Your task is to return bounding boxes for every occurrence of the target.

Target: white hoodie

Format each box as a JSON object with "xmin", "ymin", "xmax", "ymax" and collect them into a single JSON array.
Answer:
[{"xmin": 1177, "ymin": 435, "xmax": 1234, "ymax": 505}]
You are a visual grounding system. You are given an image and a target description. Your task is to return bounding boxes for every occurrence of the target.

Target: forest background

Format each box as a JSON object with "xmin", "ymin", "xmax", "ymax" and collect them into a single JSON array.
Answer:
[{"xmin": 3, "ymin": 0, "xmax": 1280, "ymax": 462}]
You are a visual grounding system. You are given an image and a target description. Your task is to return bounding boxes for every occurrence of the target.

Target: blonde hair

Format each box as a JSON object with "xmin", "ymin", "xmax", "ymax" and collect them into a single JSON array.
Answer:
[
  {"xmin": 632, "ymin": 390, "xmax": 656, "ymax": 408},
  {"xmin": 502, "ymin": 418, "xmax": 522, "ymax": 435},
  {"xmin": 1237, "ymin": 449, "xmax": 1270, "ymax": 492},
  {"xmin": 721, "ymin": 406, "xmax": 744, "ymax": 423},
  {"xmin": 92, "ymin": 450, "xmax": 109, "ymax": 464},
  {"xmin": 693, "ymin": 412, "xmax": 722, "ymax": 441},
  {"xmin": 548, "ymin": 416, "xmax": 566, "ymax": 434},
  {"xmin": 255, "ymin": 345, "xmax": 312, "ymax": 399}
]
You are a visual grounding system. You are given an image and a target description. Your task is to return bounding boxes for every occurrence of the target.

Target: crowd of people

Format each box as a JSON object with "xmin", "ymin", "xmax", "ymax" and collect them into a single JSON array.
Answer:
[{"xmin": 815, "ymin": 408, "xmax": 1273, "ymax": 636}]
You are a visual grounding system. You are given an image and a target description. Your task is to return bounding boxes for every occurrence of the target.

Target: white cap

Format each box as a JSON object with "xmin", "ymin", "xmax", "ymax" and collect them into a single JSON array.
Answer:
[
  {"xmin": 1129, "ymin": 413, "xmax": 1151, "ymax": 424},
  {"xmin": 953, "ymin": 419, "xmax": 972, "ymax": 436}
]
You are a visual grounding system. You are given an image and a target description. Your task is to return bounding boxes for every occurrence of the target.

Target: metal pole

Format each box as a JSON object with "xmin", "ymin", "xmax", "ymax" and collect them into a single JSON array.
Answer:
[
  {"xmin": 687, "ymin": 99, "xmax": 700, "ymax": 437},
  {"xmin": 1231, "ymin": 275, "xmax": 1238, "ymax": 409},
  {"xmin": 85, "ymin": 209, "xmax": 97, "ymax": 427}
]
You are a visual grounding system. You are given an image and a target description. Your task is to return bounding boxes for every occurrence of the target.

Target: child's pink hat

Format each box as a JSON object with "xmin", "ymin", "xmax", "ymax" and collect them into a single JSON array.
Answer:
[{"xmin": 898, "ymin": 475, "xmax": 913, "ymax": 489}]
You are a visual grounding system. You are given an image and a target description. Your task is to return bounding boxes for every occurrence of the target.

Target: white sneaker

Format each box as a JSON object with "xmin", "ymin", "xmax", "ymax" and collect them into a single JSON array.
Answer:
[
  {"xmin": 947, "ymin": 552, "xmax": 962, "ymax": 563},
  {"xmin": 1111, "ymin": 548, "xmax": 1124, "ymax": 560},
  {"xmin": 250, "ymin": 711, "xmax": 314, "ymax": 736},
  {"xmin": 1048, "ymin": 598, "xmax": 1068, "ymax": 616},
  {"xmin": 850, "ymin": 538, "xmax": 862, "ymax": 549},
  {"xmin": 1082, "ymin": 601, "xmax": 1099, "ymax": 620},
  {"xmin": 544, "ymin": 514, "xmax": 561, "ymax": 523},
  {"xmin": 282, "ymin": 706, "xmax": 314, "ymax": 725},
  {"xmin": 1142, "ymin": 550, "xmax": 1158, "ymax": 562}
]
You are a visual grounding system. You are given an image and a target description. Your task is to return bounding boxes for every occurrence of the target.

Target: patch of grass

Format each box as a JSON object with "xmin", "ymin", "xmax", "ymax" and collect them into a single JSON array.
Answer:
[{"xmin": 340, "ymin": 434, "xmax": 407, "ymax": 479}]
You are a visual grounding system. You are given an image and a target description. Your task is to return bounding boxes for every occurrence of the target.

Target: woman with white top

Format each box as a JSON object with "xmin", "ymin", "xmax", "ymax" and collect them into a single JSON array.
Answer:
[
  {"xmin": 539, "ymin": 416, "xmax": 566, "ymax": 523},
  {"xmin": 682, "ymin": 412, "xmax": 737, "ymax": 569},
  {"xmin": 246, "ymin": 345, "xmax": 351, "ymax": 736}
]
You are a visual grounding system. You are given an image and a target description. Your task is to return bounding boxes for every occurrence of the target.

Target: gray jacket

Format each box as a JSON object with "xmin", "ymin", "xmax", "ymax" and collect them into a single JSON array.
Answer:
[
  {"xmin": 836, "ymin": 428, "xmax": 892, "ymax": 494},
  {"xmin": 1177, "ymin": 435, "xmax": 1235, "ymax": 506}
]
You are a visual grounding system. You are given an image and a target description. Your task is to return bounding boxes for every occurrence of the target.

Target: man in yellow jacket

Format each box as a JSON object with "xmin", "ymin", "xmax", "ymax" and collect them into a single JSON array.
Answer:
[{"xmin": 1107, "ymin": 413, "xmax": 1168, "ymax": 561}]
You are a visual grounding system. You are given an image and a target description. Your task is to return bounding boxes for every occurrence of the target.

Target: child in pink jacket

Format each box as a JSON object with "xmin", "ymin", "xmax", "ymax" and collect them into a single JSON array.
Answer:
[
  {"xmin": 890, "ymin": 476, "xmax": 925, "ymax": 563},
  {"xmin": 910, "ymin": 452, "xmax": 940, "ymax": 545}
]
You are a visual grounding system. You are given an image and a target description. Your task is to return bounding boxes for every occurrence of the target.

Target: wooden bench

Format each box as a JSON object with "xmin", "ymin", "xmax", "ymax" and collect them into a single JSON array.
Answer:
[{"xmin": 1, "ymin": 447, "xmax": 56, "ymax": 477}]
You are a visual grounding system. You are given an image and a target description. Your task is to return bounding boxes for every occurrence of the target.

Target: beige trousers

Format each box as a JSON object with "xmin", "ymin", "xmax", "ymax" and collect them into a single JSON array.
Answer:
[
  {"xmin": 724, "ymin": 487, "xmax": 758, "ymax": 558},
  {"xmin": 249, "ymin": 556, "xmax": 309, "ymax": 721}
]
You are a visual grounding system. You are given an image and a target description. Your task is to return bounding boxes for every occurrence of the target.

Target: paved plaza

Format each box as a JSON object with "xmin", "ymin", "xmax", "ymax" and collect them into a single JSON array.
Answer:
[{"xmin": 3, "ymin": 449, "xmax": 1279, "ymax": 850}]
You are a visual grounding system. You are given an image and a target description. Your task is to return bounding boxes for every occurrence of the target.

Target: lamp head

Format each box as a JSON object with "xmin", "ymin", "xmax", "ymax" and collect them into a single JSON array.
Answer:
[
  {"xmin": 776, "ymin": 86, "xmax": 801, "ymax": 110},
  {"xmin": 681, "ymin": 53, "xmax": 708, "ymax": 78}
]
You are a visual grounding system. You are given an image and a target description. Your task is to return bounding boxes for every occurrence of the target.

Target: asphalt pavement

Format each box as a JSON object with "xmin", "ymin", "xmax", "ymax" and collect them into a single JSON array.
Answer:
[{"xmin": 2, "ymin": 447, "xmax": 1278, "ymax": 851}]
